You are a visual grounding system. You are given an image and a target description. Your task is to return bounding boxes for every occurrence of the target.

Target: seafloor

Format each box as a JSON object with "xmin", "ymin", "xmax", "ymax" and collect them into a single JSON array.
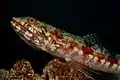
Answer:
[{"xmin": 0, "ymin": 58, "xmax": 119, "ymax": 80}]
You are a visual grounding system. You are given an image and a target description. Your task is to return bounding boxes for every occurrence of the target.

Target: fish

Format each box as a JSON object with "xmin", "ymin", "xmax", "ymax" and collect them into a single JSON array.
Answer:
[{"xmin": 10, "ymin": 17, "xmax": 120, "ymax": 75}]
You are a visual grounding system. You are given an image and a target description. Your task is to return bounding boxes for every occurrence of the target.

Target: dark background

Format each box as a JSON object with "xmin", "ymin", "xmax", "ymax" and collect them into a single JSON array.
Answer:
[{"xmin": 0, "ymin": 0, "xmax": 120, "ymax": 76}]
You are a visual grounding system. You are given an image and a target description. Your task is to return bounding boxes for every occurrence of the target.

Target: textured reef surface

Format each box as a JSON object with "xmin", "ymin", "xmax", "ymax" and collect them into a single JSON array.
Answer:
[
  {"xmin": 41, "ymin": 58, "xmax": 95, "ymax": 80},
  {"xmin": 0, "ymin": 59, "xmax": 94, "ymax": 80},
  {"xmin": 0, "ymin": 59, "xmax": 118, "ymax": 80},
  {"xmin": 0, "ymin": 59, "xmax": 42, "ymax": 80}
]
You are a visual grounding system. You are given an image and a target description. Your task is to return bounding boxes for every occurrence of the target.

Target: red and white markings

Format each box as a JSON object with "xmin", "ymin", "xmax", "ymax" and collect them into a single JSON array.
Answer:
[
  {"xmin": 96, "ymin": 52, "xmax": 105, "ymax": 60},
  {"xmin": 79, "ymin": 46, "xmax": 120, "ymax": 73},
  {"xmin": 82, "ymin": 46, "xmax": 94, "ymax": 55},
  {"xmin": 100, "ymin": 59, "xmax": 106, "ymax": 65},
  {"xmin": 108, "ymin": 57, "xmax": 118, "ymax": 64},
  {"xmin": 104, "ymin": 61, "xmax": 111, "ymax": 68},
  {"xmin": 117, "ymin": 65, "xmax": 120, "ymax": 71},
  {"xmin": 111, "ymin": 64, "xmax": 118, "ymax": 72}
]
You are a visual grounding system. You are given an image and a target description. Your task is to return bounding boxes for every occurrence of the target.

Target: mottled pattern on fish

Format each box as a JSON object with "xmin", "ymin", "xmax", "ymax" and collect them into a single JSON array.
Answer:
[{"xmin": 11, "ymin": 17, "xmax": 120, "ymax": 74}]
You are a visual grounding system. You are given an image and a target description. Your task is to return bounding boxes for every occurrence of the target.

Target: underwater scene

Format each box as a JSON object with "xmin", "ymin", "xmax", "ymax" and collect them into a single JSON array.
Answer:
[{"xmin": 1, "ymin": 0, "xmax": 120, "ymax": 80}]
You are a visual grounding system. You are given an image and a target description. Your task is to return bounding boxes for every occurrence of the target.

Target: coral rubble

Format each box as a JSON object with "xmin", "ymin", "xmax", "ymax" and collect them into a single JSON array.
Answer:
[
  {"xmin": 0, "ymin": 59, "xmax": 42, "ymax": 80},
  {"xmin": 41, "ymin": 59, "xmax": 94, "ymax": 80}
]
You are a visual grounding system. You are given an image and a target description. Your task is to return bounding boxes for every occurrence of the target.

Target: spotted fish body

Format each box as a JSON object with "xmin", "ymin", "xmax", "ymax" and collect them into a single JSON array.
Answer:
[{"xmin": 11, "ymin": 17, "xmax": 120, "ymax": 75}]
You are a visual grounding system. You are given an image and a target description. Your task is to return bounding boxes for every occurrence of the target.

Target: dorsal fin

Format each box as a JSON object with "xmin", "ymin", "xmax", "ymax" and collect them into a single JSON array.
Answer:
[
  {"xmin": 83, "ymin": 33, "xmax": 97, "ymax": 45},
  {"xmin": 83, "ymin": 33, "xmax": 104, "ymax": 53},
  {"xmin": 83, "ymin": 33, "xmax": 114, "ymax": 56}
]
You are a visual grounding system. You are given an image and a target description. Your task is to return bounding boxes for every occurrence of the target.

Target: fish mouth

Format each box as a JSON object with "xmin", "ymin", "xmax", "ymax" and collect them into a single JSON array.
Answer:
[
  {"xmin": 11, "ymin": 17, "xmax": 31, "ymax": 35},
  {"xmin": 10, "ymin": 17, "xmax": 42, "ymax": 45},
  {"xmin": 11, "ymin": 17, "xmax": 33, "ymax": 40},
  {"xmin": 11, "ymin": 17, "xmax": 23, "ymax": 31},
  {"xmin": 11, "ymin": 17, "xmax": 20, "ymax": 25}
]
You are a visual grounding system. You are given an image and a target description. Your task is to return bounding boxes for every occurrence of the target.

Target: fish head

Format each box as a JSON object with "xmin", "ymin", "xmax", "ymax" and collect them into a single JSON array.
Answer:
[{"xmin": 11, "ymin": 17, "xmax": 55, "ymax": 50}]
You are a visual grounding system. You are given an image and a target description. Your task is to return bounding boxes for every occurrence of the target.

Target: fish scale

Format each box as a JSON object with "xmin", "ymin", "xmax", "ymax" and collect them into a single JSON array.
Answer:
[{"xmin": 11, "ymin": 17, "xmax": 120, "ymax": 75}]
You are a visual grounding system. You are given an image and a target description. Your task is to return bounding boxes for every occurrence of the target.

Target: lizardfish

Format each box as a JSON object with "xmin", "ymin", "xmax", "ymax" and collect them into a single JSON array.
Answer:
[{"xmin": 10, "ymin": 17, "xmax": 120, "ymax": 75}]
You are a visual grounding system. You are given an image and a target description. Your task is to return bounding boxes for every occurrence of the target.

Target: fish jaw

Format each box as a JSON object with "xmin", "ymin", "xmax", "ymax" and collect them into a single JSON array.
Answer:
[
  {"xmin": 10, "ymin": 17, "xmax": 52, "ymax": 51},
  {"xmin": 10, "ymin": 17, "xmax": 68, "ymax": 59}
]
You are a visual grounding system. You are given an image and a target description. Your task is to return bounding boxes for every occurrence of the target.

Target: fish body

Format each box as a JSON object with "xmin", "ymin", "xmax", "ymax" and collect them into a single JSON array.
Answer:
[{"xmin": 11, "ymin": 17, "xmax": 120, "ymax": 75}]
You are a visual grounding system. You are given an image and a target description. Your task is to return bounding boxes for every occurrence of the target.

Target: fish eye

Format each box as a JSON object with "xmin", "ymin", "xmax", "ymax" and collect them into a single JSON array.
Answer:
[{"xmin": 28, "ymin": 18, "xmax": 35, "ymax": 24}]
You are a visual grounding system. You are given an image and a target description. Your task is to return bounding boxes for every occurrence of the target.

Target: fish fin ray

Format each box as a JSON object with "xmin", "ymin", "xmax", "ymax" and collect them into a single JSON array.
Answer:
[{"xmin": 83, "ymin": 33, "xmax": 104, "ymax": 53}]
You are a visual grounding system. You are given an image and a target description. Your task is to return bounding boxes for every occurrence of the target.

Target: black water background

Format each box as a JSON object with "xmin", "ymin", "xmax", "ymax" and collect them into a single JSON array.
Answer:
[{"xmin": 0, "ymin": 0, "xmax": 120, "ymax": 79}]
